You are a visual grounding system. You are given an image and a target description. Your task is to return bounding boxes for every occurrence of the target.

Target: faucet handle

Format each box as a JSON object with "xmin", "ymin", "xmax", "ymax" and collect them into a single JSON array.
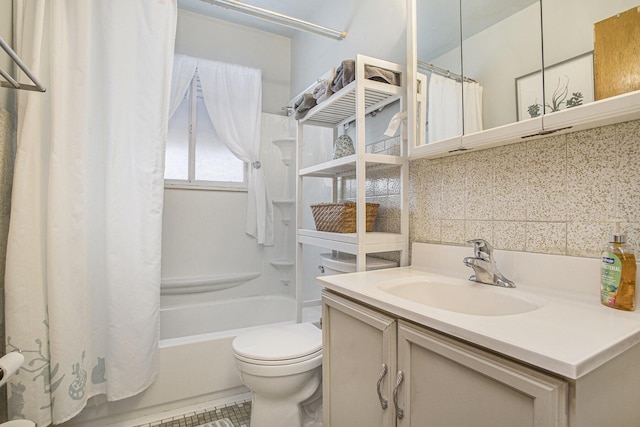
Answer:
[{"xmin": 466, "ymin": 239, "xmax": 493, "ymax": 258}]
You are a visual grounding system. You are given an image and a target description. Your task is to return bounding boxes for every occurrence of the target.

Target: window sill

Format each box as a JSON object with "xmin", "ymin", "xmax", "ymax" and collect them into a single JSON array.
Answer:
[{"xmin": 164, "ymin": 182, "xmax": 248, "ymax": 192}]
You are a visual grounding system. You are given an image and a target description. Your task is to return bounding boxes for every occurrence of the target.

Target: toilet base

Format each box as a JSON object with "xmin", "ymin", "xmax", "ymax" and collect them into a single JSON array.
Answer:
[{"xmin": 248, "ymin": 369, "xmax": 322, "ymax": 427}]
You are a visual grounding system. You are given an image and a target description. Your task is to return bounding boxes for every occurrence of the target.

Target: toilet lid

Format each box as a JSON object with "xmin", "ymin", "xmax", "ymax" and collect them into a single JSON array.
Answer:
[{"xmin": 232, "ymin": 323, "xmax": 322, "ymax": 362}]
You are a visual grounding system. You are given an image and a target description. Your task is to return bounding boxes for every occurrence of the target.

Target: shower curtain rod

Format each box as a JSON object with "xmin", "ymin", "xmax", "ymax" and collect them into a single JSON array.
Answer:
[
  {"xmin": 200, "ymin": 0, "xmax": 347, "ymax": 40},
  {"xmin": 418, "ymin": 60, "xmax": 477, "ymax": 84},
  {"xmin": 0, "ymin": 35, "xmax": 46, "ymax": 92}
]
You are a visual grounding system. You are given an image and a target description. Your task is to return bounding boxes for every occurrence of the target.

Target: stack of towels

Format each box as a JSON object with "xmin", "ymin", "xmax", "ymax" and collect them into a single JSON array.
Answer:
[{"xmin": 293, "ymin": 59, "xmax": 401, "ymax": 120}]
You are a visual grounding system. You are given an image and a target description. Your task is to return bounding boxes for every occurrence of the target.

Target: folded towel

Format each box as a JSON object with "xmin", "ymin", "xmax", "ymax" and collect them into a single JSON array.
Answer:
[
  {"xmin": 312, "ymin": 79, "xmax": 335, "ymax": 103},
  {"xmin": 294, "ymin": 93, "xmax": 317, "ymax": 120},
  {"xmin": 331, "ymin": 60, "xmax": 401, "ymax": 93},
  {"xmin": 365, "ymin": 65, "xmax": 401, "ymax": 86},
  {"xmin": 330, "ymin": 59, "xmax": 356, "ymax": 93}
]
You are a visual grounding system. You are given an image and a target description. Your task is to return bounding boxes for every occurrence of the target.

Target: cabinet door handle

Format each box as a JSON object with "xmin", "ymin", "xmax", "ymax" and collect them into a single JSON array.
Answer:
[
  {"xmin": 376, "ymin": 363, "xmax": 388, "ymax": 410},
  {"xmin": 393, "ymin": 370, "xmax": 404, "ymax": 419}
]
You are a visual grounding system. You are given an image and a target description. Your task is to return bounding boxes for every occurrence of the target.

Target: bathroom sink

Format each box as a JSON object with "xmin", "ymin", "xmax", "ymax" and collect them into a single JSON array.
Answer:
[{"xmin": 378, "ymin": 278, "xmax": 541, "ymax": 316}]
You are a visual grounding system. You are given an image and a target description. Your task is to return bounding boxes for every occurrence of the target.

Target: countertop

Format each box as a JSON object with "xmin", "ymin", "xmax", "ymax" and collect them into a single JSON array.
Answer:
[{"xmin": 316, "ymin": 244, "xmax": 640, "ymax": 380}]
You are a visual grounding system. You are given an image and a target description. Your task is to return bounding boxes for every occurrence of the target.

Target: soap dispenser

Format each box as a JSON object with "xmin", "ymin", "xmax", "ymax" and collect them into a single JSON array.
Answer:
[{"xmin": 600, "ymin": 220, "xmax": 636, "ymax": 311}]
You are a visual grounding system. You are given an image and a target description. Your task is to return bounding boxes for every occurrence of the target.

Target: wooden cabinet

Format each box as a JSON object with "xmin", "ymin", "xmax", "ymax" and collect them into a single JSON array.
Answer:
[
  {"xmin": 322, "ymin": 289, "xmax": 397, "ymax": 427},
  {"xmin": 322, "ymin": 290, "xmax": 568, "ymax": 427},
  {"xmin": 396, "ymin": 321, "xmax": 567, "ymax": 427},
  {"xmin": 594, "ymin": 5, "xmax": 640, "ymax": 100}
]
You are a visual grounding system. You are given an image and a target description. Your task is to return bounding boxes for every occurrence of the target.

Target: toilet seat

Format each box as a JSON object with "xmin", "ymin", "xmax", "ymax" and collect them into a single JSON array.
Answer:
[
  {"xmin": 232, "ymin": 322, "xmax": 321, "ymax": 364},
  {"xmin": 234, "ymin": 348, "xmax": 322, "ymax": 366}
]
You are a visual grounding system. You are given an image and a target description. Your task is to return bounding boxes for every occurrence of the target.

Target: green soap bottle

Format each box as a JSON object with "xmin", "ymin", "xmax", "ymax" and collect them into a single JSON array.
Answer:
[{"xmin": 600, "ymin": 225, "xmax": 636, "ymax": 311}]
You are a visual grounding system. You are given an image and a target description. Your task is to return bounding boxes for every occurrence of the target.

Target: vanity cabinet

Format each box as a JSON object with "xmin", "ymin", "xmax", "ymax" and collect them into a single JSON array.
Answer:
[
  {"xmin": 322, "ymin": 290, "xmax": 568, "ymax": 427},
  {"xmin": 322, "ymin": 290, "xmax": 397, "ymax": 427},
  {"xmin": 396, "ymin": 321, "xmax": 567, "ymax": 427}
]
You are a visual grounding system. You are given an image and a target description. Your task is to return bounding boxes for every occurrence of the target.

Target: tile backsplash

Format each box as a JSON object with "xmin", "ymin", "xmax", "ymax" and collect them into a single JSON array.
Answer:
[
  {"xmin": 409, "ymin": 119, "xmax": 640, "ymax": 258},
  {"xmin": 340, "ymin": 166, "xmax": 402, "ymax": 234}
]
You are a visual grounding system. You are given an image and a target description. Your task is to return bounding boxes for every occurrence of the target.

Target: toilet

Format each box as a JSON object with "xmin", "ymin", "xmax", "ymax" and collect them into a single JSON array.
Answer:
[
  {"xmin": 232, "ymin": 253, "xmax": 395, "ymax": 427},
  {"xmin": 232, "ymin": 322, "xmax": 323, "ymax": 427},
  {"xmin": 319, "ymin": 252, "xmax": 398, "ymax": 275}
]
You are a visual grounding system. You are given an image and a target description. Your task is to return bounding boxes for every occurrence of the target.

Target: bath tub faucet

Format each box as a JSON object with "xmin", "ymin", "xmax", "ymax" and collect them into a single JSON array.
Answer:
[{"xmin": 463, "ymin": 239, "xmax": 515, "ymax": 288}]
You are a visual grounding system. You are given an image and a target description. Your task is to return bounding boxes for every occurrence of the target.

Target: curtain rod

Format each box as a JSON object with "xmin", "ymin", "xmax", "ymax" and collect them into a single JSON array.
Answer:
[
  {"xmin": 418, "ymin": 60, "xmax": 477, "ymax": 84},
  {"xmin": 200, "ymin": 0, "xmax": 347, "ymax": 40},
  {"xmin": 0, "ymin": 36, "xmax": 46, "ymax": 92}
]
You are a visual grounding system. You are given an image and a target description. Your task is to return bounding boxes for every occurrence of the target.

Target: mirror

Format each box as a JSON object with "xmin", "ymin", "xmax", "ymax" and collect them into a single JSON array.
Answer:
[
  {"xmin": 415, "ymin": 0, "xmax": 462, "ymax": 145},
  {"xmin": 460, "ymin": 0, "xmax": 542, "ymax": 132},
  {"xmin": 415, "ymin": 0, "xmax": 544, "ymax": 146},
  {"xmin": 540, "ymin": 0, "xmax": 640, "ymax": 118}
]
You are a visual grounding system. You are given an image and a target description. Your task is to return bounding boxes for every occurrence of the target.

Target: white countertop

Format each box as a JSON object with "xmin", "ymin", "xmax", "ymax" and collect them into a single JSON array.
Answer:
[{"xmin": 317, "ymin": 243, "xmax": 640, "ymax": 380}]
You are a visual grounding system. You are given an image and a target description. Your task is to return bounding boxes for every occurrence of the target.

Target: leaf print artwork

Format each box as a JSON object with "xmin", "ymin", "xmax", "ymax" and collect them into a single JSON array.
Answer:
[
  {"xmin": 7, "ymin": 314, "xmax": 66, "ymax": 412},
  {"xmin": 69, "ymin": 351, "xmax": 87, "ymax": 400}
]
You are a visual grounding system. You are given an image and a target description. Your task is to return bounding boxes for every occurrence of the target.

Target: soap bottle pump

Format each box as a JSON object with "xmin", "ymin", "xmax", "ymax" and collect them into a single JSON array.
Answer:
[{"xmin": 600, "ymin": 220, "xmax": 636, "ymax": 311}]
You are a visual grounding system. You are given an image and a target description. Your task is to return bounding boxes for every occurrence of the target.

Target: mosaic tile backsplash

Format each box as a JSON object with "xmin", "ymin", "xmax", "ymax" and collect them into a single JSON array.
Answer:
[
  {"xmin": 339, "ymin": 166, "xmax": 402, "ymax": 234},
  {"xmin": 408, "ymin": 119, "xmax": 640, "ymax": 258}
]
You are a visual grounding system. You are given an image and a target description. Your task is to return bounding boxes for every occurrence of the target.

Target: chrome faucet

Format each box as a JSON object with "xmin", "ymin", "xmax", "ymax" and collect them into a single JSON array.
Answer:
[{"xmin": 463, "ymin": 239, "xmax": 515, "ymax": 288}]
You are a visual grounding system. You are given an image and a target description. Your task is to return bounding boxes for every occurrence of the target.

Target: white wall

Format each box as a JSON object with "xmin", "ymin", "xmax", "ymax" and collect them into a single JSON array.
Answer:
[
  {"xmin": 288, "ymin": 0, "xmax": 408, "ymax": 303},
  {"xmin": 542, "ymin": 0, "xmax": 639, "ymax": 66},
  {"xmin": 166, "ymin": 1, "xmax": 409, "ymax": 307},
  {"xmin": 289, "ymin": 0, "xmax": 407, "ymax": 95},
  {"xmin": 162, "ymin": 10, "xmax": 295, "ymax": 301},
  {"xmin": 175, "ymin": 9, "xmax": 291, "ymax": 114}
]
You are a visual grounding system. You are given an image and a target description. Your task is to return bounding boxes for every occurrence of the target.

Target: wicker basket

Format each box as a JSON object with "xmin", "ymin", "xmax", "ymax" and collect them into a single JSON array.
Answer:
[{"xmin": 310, "ymin": 202, "xmax": 379, "ymax": 233}]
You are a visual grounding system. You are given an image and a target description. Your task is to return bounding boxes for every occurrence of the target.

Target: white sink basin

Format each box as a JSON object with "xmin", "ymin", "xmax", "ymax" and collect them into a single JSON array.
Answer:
[{"xmin": 379, "ymin": 277, "xmax": 541, "ymax": 316}]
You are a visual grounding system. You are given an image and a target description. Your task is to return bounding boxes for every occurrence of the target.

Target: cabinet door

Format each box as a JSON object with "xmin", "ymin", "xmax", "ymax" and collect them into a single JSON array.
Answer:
[
  {"xmin": 397, "ymin": 321, "xmax": 568, "ymax": 427},
  {"xmin": 322, "ymin": 291, "xmax": 397, "ymax": 427}
]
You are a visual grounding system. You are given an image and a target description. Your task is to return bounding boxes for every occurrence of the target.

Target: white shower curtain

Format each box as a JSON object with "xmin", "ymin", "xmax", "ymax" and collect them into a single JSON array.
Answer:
[
  {"xmin": 169, "ymin": 55, "xmax": 273, "ymax": 245},
  {"xmin": 428, "ymin": 73, "xmax": 483, "ymax": 143},
  {"xmin": 4, "ymin": 1, "xmax": 177, "ymax": 425},
  {"xmin": 463, "ymin": 80, "xmax": 484, "ymax": 135}
]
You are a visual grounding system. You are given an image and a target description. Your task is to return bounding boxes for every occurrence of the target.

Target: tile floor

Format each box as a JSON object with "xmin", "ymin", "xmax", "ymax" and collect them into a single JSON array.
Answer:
[{"xmin": 133, "ymin": 400, "xmax": 251, "ymax": 427}]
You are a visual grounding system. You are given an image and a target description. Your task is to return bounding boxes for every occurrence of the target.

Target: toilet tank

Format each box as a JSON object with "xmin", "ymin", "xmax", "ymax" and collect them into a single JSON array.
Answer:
[{"xmin": 319, "ymin": 252, "xmax": 397, "ymax": 275}]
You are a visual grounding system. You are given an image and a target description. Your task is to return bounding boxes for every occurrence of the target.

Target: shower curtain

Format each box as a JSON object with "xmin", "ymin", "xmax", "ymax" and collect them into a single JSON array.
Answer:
[
  {"xmin": 427, "ymin": 73, "xmax": 483, "ymax": 143},
  {"xmin": 169, "ymin": 54, "xmax": 273, "ymax": 245},
  {"xmin": 4, "ymin": 1, "xmax": 177, "ymax": 425}
]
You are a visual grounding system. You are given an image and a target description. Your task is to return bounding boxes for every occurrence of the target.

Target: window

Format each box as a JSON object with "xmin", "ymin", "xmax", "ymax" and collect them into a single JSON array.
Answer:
[{"xmin": 164, "ymin": 73, "xmax": 247, "ymax": 190}]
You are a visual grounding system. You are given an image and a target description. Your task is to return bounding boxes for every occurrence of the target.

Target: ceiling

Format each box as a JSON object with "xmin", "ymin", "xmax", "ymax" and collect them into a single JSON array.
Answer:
[
  {"xmin": 418, "ymin": 0, "xmax": 539, "ymax": 60},
  {"xmin": 177, "ymin": 0, "xmax": 328, "ymax": 38},
  {"xmin": 178, "ymin": 0, "xmax": 539, "ymax": 56}
]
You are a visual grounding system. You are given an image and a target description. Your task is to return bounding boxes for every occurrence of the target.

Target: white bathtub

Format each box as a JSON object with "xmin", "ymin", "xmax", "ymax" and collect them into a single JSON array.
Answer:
[
  {"xmin": 62, "ymin": 295, "xmax": 298, "ymax": 427},
  {"xmin": 160, "ymin": 294, "xmax": 297, "ymax": 341}
]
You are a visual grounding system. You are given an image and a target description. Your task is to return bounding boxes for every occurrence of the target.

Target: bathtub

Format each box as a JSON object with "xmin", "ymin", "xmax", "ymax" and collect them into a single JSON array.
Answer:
[
  {"xmin": 160, "ymin": 294, "xmax": 297, "ymax": 341},
  {"xmin": 62, "ymin": 295, "xmax": 298, "ymax": 427}
]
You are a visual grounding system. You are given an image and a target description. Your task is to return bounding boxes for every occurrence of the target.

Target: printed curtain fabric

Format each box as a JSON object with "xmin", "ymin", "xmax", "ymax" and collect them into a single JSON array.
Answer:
[
  {"xmin": 169, "ymin": 55, "xmax": 273, "ymax": 245},
  {"xmin": 4, "ymin": 1, "xmax": 177, "ymax": 424}
]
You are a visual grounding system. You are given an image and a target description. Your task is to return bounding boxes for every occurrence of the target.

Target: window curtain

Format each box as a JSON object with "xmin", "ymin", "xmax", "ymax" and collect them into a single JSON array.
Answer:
[
  {"xmin": 170, "ymin": 55, "xmax": 273, "ymax": 245},
  {"xmin": 4, "ymin": 1, "xmax": 177, "ymax": 425},
  {"xmin": 427, "ymin": 73, "xmax": 483, "ymax": 142}
]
